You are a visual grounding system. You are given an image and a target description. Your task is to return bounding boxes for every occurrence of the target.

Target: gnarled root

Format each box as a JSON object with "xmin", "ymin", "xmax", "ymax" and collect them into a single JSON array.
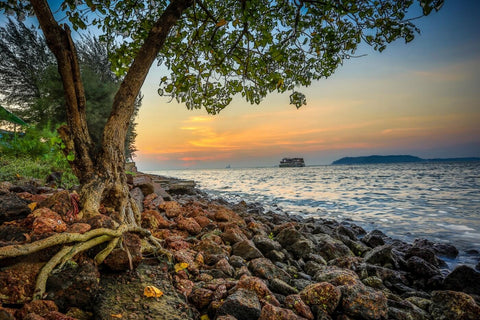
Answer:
[{"xmin": 1, "ymin": 223, "xmax": 168, "ymax": 301}]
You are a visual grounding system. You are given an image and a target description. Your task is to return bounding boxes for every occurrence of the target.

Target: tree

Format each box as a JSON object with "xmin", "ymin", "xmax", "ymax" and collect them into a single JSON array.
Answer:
[
  {"xmin": 0, "ymin": 19, "xmax": 140, "ymax": 158},
  {"xmin": 0, "ymin": 0, "xmax": 443, "ymax": 298}
]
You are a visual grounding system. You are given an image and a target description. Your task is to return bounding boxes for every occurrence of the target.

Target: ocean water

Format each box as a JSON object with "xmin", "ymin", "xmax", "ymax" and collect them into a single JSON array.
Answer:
[{"xmin": 151, "ymin": 162, "xmax": 480, "ymax": 268}]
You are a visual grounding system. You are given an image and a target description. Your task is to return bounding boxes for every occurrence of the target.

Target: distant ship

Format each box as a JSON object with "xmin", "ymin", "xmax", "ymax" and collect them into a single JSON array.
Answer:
[{"xmin": 279, "ymin": 158, "xmax": 305, "ymax": 167}]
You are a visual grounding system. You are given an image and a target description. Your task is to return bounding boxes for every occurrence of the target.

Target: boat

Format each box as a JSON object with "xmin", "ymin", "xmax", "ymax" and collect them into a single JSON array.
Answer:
[{"xmin": 279, "ymin": 158, "xmax": 305, "ymax": 167}]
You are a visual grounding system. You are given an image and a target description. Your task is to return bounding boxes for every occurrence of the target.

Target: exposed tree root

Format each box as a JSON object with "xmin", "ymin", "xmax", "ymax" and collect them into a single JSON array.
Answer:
[{"xmin": 1, "ymin": 223, "xmax": 169, "ymax": 301}]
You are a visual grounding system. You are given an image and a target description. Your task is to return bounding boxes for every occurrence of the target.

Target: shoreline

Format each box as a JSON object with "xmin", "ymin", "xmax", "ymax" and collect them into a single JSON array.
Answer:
[{"xmin": 0, "ymin": 173, "xmax": 479, "ymax": 319}]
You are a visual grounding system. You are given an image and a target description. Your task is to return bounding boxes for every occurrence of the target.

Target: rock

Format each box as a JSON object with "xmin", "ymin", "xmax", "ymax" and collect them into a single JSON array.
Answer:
[
  {"xmin": 130, "ymin": 187, "xmax": 144, "ymax": 213},
  {"xmin": 430, "ymin": 290, "xmax": 480, "ymax": 320},
  {"xmin": 95, "ymin": 264, "xmax": 196, "ymax": 320},
  {"xmin": 361, "ymin": 276, "xmax": 385, "ymax": 290},
  {"xmin": 363, "ymin": 244, "xmax": 402, "ymax": 269},
  {"xmin": 85, "ymin": 214, "xmax": 117, "ymax": 229},
  {"xmin": 46, "ymin": 261, "xmax": 99, "ymax": 311},
  {"xmin": 433, "ymin": 243, "xmax": 458, "ymax": 258},
  {"xmin": 30, "ymin": 208, "xmax": 67, "ymax": 236},
  {"xmin": 38, "ymin": 190, "xmax": 76, "ymax": 222},
  {"xmin": 189, "ymin": 288, "xmax": 214, "ymax": 309},
  {"xmin": 15, "ymin": 300, "xmax": 58, "ymax": 319},
  {"xmin": 406, "ymin": 256, "xmax": 441, "ymax": 279},
  {"xmin": 152, "ymin": 182, "xmax": 173, "ymax": 201},
  {"xmin": 362, "ymin": 230, "xmax": 386, "ymax": 248},
  {"xmin": 176, "ymin": 216, "xmax": 202, "ymax": 235},
  {"xmin": 312, "ymin": 234, "xmax": 354, "ymax": 261},
  {"xmin": 259, "ymin": 303, "xmax": 306, "ymax": 320},
  {"xmin": 285, "ymin": 294, "xmax": 314, "ymax": 320},
  {"xmin": 443, "ymin": 265, "xmax": 480, "ymax": 295},
  {"xmin": 216, "ymin": 288, "xmax": 262, "ymax": 320},
  {"xmin": 232, "ymin": 240, "xmax": 264, "ymax": 260},
  {"xmin": 143, "ymin": 192, "xmax": 165, "ymax": 210},
  {"xmin": 405, "ymin": 245, "xmax": 439, "ymax": 266},
  {"xmin": 289, "ymin": 238, "xmax": 315, "ymax": 259},
  {"xmin": 215, "ymin": 258, "xmax": 235, "ymax": 278},
  {"xmin": 248, "ymin": 258, "xmax": 291, "ymax": 282},
  {"xmin": 132, "ymin": 174, "xmax": 155, "ymax": 195},
  {"xmin": 159, "ymin": 201, "xmax": 184, "ymax": 218},
  {"xmin": 252, "ymin": 235, "xmax": 282, "ymax": 253},
  {"xmin": 268, "ymin": 278, "xmax": 299, "ymax": 296},
  {"xmin": 0, "ymin": 223, "xmax": 29, "ymax": 242},
  {"xmin": 340, "ymin": 284, "xmax": 388, "ymax": 320},
  {"xmin": 265, "ymin": 250, "xmax": 286, "ymax": 262},
  {"xmin": 313, "ymin": 266, "xmax": 360, "ymax": 286},
  {"xmin": 276, "ymin": 227, "xmax": 304, "ymax": 247},
  {"xmin": 67, "ymin": 223, "xmax": 91, "ymax": 234},
  {"xmin": 0, "ymin": 308, "xmax": 14, "ymax": 320},
  {"xmin": 141, "ymin": 209, "xmax": 173, "ymax": 229},
  {"xmin": 0, "ymin": 262, "xmax": 44, "ymax": 304},
  {"xmin": 0, "ymin": 193, "xmax": 31, "ymax": 223},
  {"xmin": 103, "ymin": 233, "xmax": 142, "ymax": 271},
  {"xmin": 236, "ymin": 276, "xmax": 280, "ymax": 306},
  {"xmin": 299, "ymin": 282, "xmax": 341, "ymax": 315},
  {"xmin": 194, "ymin": 238, "xmax": 229, "ymax": 257},
  {"xmin": 221, "ymin": 226, "xmax": 249, "ymax": 244}
]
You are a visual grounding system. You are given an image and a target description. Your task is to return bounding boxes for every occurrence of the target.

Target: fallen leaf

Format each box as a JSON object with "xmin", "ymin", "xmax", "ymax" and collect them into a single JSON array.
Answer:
[
  {"xmin": 28, "ymin": 202, "xmax": 37, "ymax": 211},
  {"xmin": 144, "ymin": 285, "xmax": 163, "ymax": 298},
  {"xmin": 111, "ymin": 314, "xmax": 122, "ymax": 318},
  {"xmin": 174, "ymin": 262, "xmax": 189, "ymax": 273},
  {"xmin": 200, "ymin": 315, "xmax": 210, "ymax": 320}
]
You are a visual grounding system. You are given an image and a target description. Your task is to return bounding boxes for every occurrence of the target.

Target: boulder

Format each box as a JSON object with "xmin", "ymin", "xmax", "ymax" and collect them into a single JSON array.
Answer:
[
  {"xmin": 216, "ymin": 288, "xmax": 261, "ymax": 320},
  {"xmin": 0, "ymin": 193, "xmax": 31, "ymax": 223},
  {"xmin": 103, "ymin": 233, "xmax": 142, "ymax": 271},
  {"xmin": 248, "ymin": 258, "xmax": 291, "ymax": 282},
  {"xmin": 312, "ymin": 233, "xmax": 354, "ymax": 261},
  {"xmin": 259, "ymin": 303, "xmax": 306, "ymax": 320},
  {"xmin": 363, "ymin": 244, "xmax": 402, "ymax": 269},
  {"xmin": 236, "ymin": 276, "xmax": 280, "ymax": 306},
  {"xmin": 299, "ymin": 282, "xmax": 341, "ymax": 314},
  {"xmin": 141, "ymin": 210, "xmax": 173, "ymax": 229},
  {"xmin": 406, "ymin": 256, "xmax": 441, "ymax": 279},
  {"xmin": 429, "ymin": 290, "xmax": 480, "ymax": 320},
  {"xmin": 221, "ymin": 226, "xmax": 249, "ymax": 244},
  {"xmin": 38, "ymin": 190, "xmax": 75, "ymax": 222},
  {"xmin": 159, "ymin": 201, "xmax": 184, "ymax": 218},
  {"xmin": 362, "ymin": 230, "xmax": 386, "ymax": 248},
  {"xmin": 232, "ymin": 240, "xmax": 264, "ymax": 260},
  {"xmin": 313, "ymin": 266, "xmax": 360, "ymax": 286},
  {"xmin": 252, "ymin": 235, "xmax": 282, "ymax": 253},
  {"xmin": 132, "ymin": 174, "xmax": 155, "ymax": 195},
  {"xmin": 189, "ymin": 288, "xmax": 214, "ymax": 310},
  {"xmin": 284, "ymin": 294, "xmax": 314, "ymax": 320},
  {"xmin": 268, "ymin": 278, "xmax": 299, "ymax": 296},
  {"xmin": 340, "ymin": 284, "xmax": 388, "ymax": 320},
  {"xmin": 31, "ymin": 208, "xmax": 67, "ymax": 235},
  {"xmin": 443, "ymin": 265, "xmax": 480, "ymax": 295},
  {"xmin": 176, "ymin": 216, "xmax": 202, "ymax": 235}
]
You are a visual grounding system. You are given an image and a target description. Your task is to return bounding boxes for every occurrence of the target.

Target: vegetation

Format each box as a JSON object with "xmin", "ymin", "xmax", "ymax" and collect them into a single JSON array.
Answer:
[
  {"xmin": 0, "ymin": 126, "xmax": 78, "ymax": 188},
  {"xmin": 0, "ymin": 0, "xmax": 444, "ymax": 300}
]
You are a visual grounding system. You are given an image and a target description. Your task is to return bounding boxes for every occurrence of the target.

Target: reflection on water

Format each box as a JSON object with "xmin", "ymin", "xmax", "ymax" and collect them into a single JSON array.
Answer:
[{"xmin": 151, "ymin": 162, "xmax": 480, "ymax": 267}]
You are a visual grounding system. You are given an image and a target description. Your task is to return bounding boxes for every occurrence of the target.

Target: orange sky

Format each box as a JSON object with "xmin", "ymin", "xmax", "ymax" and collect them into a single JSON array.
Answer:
[{"xmin": 134, "ymin": 2, "xmax": 480, "ymax": 170}]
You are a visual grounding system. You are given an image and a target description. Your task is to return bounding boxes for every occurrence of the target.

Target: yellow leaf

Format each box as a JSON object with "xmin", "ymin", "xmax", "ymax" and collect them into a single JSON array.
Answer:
[
  {"xmin": 111, "ymin": 314, "xmax": 123, "ymax": 318},
  {"xmin": 28, "ymin": 202, "xmax": 37, "ymax": 211},
  {"xmin": 174, "ymin": 262, "xmax": 189, "ymax": 273},
  {"xmin": 144, "ymin": 285, "xmax": 163, "ymax": 298},
  {"xmin": 200, "ymin": 315, "xmax": 210, "ymax": 320},
  {"xmin": 216, "ymin": 19, "xmax": 227, "ymax": 27}
]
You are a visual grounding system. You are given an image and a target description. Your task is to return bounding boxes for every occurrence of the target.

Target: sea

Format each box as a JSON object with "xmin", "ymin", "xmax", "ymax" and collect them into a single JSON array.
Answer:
[{"xmin": 150, "ymin": 161, "xmax": 480, "ymax": 269}]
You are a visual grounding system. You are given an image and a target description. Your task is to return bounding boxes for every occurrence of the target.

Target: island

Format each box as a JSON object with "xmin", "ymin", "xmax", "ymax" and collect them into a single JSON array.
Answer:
[
  {"xmin": 332, "ymin": 155, "xmax": 480, "ymax": 165},
  {"xmin": 279, "ymin": 157, "xmax": 306, "ymax": 167}
]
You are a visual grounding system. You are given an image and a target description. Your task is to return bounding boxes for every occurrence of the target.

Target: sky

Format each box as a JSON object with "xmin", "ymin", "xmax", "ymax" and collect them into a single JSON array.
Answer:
[
  {"xmin": 135, "ymin": 1, "xmax": 480, "ymax": 170},
  {"xmin": 2, "ymin": 1, "xmax": 479, "ymax": 170}
]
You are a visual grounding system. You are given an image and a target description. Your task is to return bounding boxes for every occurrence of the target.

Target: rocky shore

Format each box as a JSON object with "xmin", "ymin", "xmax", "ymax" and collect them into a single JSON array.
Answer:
[{"xmin": 1, "ymin": 172, "xmax": 480, "ymax": 320}]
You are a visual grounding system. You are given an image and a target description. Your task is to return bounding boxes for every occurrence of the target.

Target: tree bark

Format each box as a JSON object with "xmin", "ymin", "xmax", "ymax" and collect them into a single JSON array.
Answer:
[{"xmin": 30, "ymin": 0, "xmax": 193, "ymax": 220}]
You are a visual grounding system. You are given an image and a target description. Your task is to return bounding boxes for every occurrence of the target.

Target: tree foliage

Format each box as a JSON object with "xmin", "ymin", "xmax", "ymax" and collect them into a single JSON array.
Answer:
[{"xmin": 0, "ymin": 19, "xmax": 139, "ymax": 158}]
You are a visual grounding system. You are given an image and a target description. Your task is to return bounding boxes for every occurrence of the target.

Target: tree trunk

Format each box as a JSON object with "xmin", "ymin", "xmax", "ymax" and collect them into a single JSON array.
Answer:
[{"xmin": 31, "ymin": 0, "xmax": 194, "ymax": 220}]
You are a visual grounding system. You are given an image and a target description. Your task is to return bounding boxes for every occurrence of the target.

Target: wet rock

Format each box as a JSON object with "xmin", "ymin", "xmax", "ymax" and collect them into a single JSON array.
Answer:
[
  {"xmin": 430, "ymin": 290, "xmax": 480, "ymax": 320},
  {"xmin": 406, "ymin": 245, "xmax": 439, "ymax": 266},
  {"xmin": 340, "ymin": 284, "xmax": 388, "ymax": 320},
  {"xmin": 259, "ymin": 303, "xmax": 306, "ymax": 320},
  {"xmin": 285, "ymin": 294, "xmax": 314, "ymax": 320},
  {"xmin": 433, "ymin": 243, "xmax": 458, "ymax": 258},
  {"xmin": 406, "ymin": 256, "xmax": 441, "ymax": 279},
  {"xmin": 15, "ymin": 300, "xmax": 58, "ymax": 319},
  {"xmin": 236, "ymin": 276, "xmax": 280, "ymax": 306},
  {"xmin": 252, "ymin": 235, "xmax": 282, "ymax": 254},
  {"xmin": 221, "ymin": 226, "xmax": 249, "ymax": 244},
  {"xmin": 443, "ymin": 265, "xmax": 480, "ymax": 295},
  {"xmin": 248, "ymin": 258, "xmax": 291, "ymax": 282},
  {"xmin": 362, "ymin": 230, "xmax": 386, "ymax": 248},
  {"xmin": 268, "ymin": 278, "xmax": 298, "ymax": 296},
  {"xmin": 103, "ymin": 233, "xmax": 142, "ymax": 271},
  {"xmin": 341, "ymin": 237, "xmax": 371, "ymax": 257},
  {"xmin": 0, "ymin": 262, "xmax": 44, "ymax": 304},
  {"xmin": 141, "ymin": 209, "xmax": 173, "ymax": 229},
  {"xmin": 0, "ymin": 193, "xmax": 31, "ymax": 223},
  {"xmin": 363, "ymin": 244, "xmax": 402, "ymax": 269},
  {"xmin": 176, "ymin": 216, "xmax": 202, "ymax": 235},
  {"xmin": 300, "ymin": 282, "xmax": 341, "ymax": 314},
  {"xmin": 46, "ymin": 261, "xmax": 100, "ymax": 311},
  {"xmin": 216, "ymin": 288, "xmax": 261, "ymax": 320},
  {"xmin": 232, "ymin": 240, "xmax": 264, "ymax": 260}
]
